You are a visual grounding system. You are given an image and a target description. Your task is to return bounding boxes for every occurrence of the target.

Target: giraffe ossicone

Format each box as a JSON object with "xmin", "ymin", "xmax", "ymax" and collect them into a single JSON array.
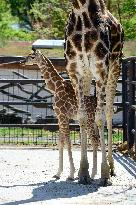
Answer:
[
  {"xmin": 24, "ymin": 50, "xmax": 99, "ymax": 181},
  {"xmin": 65, "ymin": 0, "xmax": 124, "ymax": 185}
]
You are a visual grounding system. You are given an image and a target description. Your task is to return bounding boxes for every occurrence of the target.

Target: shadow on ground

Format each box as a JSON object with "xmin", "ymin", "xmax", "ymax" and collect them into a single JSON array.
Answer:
[
  {"xmin": 0, "ymin": 179, "xmax": 99, "ymax": 205},
  {"xmin": 113, "ymin": 152, "xmax": 136, "ymax": 178},
  {"xmin": 1, "ymin": 153, "xmax": 136, "ymax": 205}
]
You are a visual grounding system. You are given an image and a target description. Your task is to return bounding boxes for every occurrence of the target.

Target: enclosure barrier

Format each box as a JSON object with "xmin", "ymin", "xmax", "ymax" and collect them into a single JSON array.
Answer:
[
  {"xmin": 122, "ymin": 57, "xmax": 136, "ymax": 154},
  {"xmin": 0, "ymin": 56, "xmax": 123, "ymax": 146}
]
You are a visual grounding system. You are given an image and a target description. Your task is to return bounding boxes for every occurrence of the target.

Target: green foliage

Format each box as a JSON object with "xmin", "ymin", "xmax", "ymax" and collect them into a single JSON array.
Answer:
[
  {"xmin": 121, "ymin": 0, "xmax": 136, "ymax": 39},
  {"xmin": 7, "ymin": 0, "xmax": 35, "ymax": 28},
  {"xmin": 0, "ymin": 0, "xmax": 136, "ymax": 42},
  {"xmin": 0, "ymin": 0, "xmax": 36, "ymax": 46},
  {"xmin": 108, "ymin": 0, "xmax": 136, "ymax": 39},
  {"xmin": 0, "ymin": 0, "xmax": 14, "ymax": 46},
  {"xmin": 7, "ymin": 30, "xmax": 37, "ymax": 41},
  {"xmin": 29, "ymin": 0, "xmax": 71, "ymax": 39}
]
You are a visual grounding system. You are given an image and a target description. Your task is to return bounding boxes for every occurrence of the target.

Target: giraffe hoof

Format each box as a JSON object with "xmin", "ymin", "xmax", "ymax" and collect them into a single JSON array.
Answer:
[
  {"xmin": 66, "ymin": 177, "xmax": 75, "ymax": 181},
  {"xmin": 99, "ymin": 178, "xmax": 112, "ymax": 187},
  {"xmin": 52, "ymin": 175, "xmax": 60, "ymax": 180},
  {"xmin": 110, "ymin": 171, "xmax": 116, "ymax": 177},
  {"xmin": 74, "ymin": 176, "xmax": 79, "ymax": 180},
  {"xmin": 78, "ymin": 176, "xmax": 91, "ymax": 185}
]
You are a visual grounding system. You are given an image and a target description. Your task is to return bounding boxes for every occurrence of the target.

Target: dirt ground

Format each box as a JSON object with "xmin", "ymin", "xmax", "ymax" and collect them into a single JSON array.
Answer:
[
  {"xmin": 0, "ymin": 40, "xmax": 136, "ymax": 57},
  {"xmin": 0, "ymin": 147, "xmax": 136, "ymax": 205}
]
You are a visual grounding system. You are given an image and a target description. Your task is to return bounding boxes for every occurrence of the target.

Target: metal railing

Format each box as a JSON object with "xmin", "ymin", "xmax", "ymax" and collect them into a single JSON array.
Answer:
[
  {"xmin": 0, "ymin": 56, "xmax": 123, "ymax": 145},
  {"xmin": 122, "ymin": 57, "xmax": 136, "ymax": 154}
]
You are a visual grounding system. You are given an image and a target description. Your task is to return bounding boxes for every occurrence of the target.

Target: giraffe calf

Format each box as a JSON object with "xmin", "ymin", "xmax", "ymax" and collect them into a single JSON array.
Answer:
[{"xmin": 24, "ymin": 50, "xmax": 99, "ymax": 181}]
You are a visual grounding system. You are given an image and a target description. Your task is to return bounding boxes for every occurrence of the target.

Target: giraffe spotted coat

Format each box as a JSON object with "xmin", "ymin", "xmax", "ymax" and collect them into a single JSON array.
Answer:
[
  {"xmin": 24, "ymin": 50, "xmax": 99, "ymax": 180},
  {"xmin": 65, "ymin": 0, "xmax": 124, "ymax": 184}
]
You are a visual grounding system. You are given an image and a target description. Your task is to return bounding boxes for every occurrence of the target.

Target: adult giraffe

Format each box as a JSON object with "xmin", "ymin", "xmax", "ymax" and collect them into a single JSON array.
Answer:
[{"xmin": 65, "ymin": 0, "xmax": 124, "ymax": 185}]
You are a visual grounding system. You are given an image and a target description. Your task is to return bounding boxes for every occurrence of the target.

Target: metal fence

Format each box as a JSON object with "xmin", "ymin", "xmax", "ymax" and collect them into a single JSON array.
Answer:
[
  {"xmin": 0, "ymin": 56, "xmax": 123, "ymax": 146},
  {"xmin": 122, "ymin": 57, "xmax": 136, "ymax": 153}
]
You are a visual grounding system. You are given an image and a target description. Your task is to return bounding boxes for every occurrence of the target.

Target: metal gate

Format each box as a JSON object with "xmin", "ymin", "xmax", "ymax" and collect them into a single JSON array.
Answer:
[
  {"xmin": 0, "ymin": 56, "xmax": 123, "ymax": 146},
  {"xmin": 122, "ymin": 57, "xmax": 136, "ymax": 154}
]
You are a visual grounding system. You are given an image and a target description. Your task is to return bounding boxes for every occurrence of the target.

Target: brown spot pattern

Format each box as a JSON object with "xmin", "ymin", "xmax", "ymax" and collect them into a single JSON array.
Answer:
[
  {"xmin": 56, "ymin": 81, "xmax": 62, "ymax": 88},
  {"xmin": 97, "ymin": 69, "xmax": 106, "ymax": 81},
  {"xmin": 67, "ymin": 12, "xmax": 76, "ymax": 36},
  {"xmin": 113, "ymin": 43, "xmax": 122, "ymax": 52},
  {"xmin": 110, "ymin": 53, "xmax": 119, "ymax": 62},
  {"xmin": 82, "ymin": 12, "xmax": 91, "ymax": 28},
  {"xmin": 110, "ymin": 23, "xmax": 117, "ymax": 35},
  {"xmin": 88, "ymin": 0, "xmax": 102, "ymax": 27},
  {"xmin": 96, "ymin": 81, "xmax": 102, "ymax": 88},
  {"xmin": 48, "ymin": 81, "xmax": 55, "ymax": 91},
  {"xmin": 84, "ymin": 30, "xmax": 98, "ymax": 52},
  {"xmin": 72, "ymin": 0, "xmax": 80, "ymax": 9},
  {"xmin": 79, "ymin": 0, "xmax": 86, "ymax": 5},
  {"xmin": 66, "ymin": 40, "xmax": 76, "ymax": 59},
  {"xmin": 44, "ymin": 72, "xmax": 50, "ymax": 79},
  {"xmin": 69, "ymin": 62, "xmax": 77, "ymax": 72},
  {"xmin": 111, "ymin": 33, "xmax": 121, "ymax": 51},
  {"xmin": 76, "ymin": 16, "xmax": 82, "ymax": 31},
  {"xmin": 100, "ymin": 30, "xmax": 110, "ymax": 49},
  {"xmin": 72, "ymin": 34, "xmax": 82, "ymax": 51},
  {"xmin": 95, "ymin": 42, "xmax": 108, "ymax": 59}
]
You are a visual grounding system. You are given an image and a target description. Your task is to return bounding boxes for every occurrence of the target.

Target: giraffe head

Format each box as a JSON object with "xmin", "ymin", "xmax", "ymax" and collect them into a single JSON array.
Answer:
[{"xmin": 24, "ymin": 49, "xmax": 42, "ymax": 66}]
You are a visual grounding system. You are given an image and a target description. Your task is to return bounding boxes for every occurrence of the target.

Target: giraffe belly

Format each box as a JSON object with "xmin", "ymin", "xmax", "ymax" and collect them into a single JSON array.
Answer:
[{"xmin": 76, "ymin": 53, "xmax": 103, "ymax": 82}]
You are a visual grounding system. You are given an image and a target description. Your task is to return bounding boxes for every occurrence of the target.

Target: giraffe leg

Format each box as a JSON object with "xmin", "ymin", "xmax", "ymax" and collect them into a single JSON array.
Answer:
[
  {"xmin": 106, "ymin": 62, "xmax": 120, "ymax": 176},
  {"xmin": 107, "ymin": 116, "xmax": 115, "ymax": 176},
  {"xmin": 77, "ymin": 79, "xmax": 90, "ymax": 184},
  {"xmin": 78, "ymin": 131, "xmax": 90, "ymax": 184},
  {"xmin": 53, "ymin": 127, "xmax": 64, "ymax": 179},
  {"xmin": 61, "ymin": 123, "xmax": 75, "ymax": 180},
  {"xmin": 106, "ymin": 92, "xmax": 114, "ymax": 176},
  {"xmin": 91, "ymin": 146, "xmax": 98, "ymax": 179},
  {"xmin": 66, "ymin": 135, "xmax": 76, "ymax": 180},
  {"xmin": 96, "ymin": 82, "xmax": 110, "ymax": 186},
  {"xmin": 87, "ymin": 123, "xmax": 99, "ymax": 180},
  {"xmin": 91, "ymin": 124, "xmax": 99, "ymax": 179},
  {"xmin": 78, "ymin": 129, "xmax": 90, "ymax": 184}
]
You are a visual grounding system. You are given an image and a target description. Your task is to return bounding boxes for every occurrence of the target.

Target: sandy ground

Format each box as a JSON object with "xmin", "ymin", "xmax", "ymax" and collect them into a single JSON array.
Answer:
[{"xmin": 0, "ymin": 147, "xmax": 136, "ymax": 205}]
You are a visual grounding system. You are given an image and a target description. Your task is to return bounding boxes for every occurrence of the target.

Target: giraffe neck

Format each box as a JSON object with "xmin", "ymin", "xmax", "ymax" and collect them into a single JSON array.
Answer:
[
  {"xmin": 36, "ymin": 53, "xmax": 63, "ymax": 94},
  {"xmin": 71, "ymin": 0, "xmax": 106, "ymax": 13}
]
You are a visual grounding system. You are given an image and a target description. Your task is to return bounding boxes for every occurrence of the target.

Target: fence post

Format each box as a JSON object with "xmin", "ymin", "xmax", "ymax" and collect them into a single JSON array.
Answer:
[
  {"xmin": 127, "ymin": 60, "xmax": 135, "ymax": 149},
  {"xmin": 122, "ymin": 59, "xmax": 128, "ymax": 142}
]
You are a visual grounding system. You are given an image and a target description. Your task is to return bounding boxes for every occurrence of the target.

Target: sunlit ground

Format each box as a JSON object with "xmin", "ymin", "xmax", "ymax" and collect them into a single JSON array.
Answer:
[{"xmin": 0, "ymin": 40, "xmax": 136, "ymax": 57}]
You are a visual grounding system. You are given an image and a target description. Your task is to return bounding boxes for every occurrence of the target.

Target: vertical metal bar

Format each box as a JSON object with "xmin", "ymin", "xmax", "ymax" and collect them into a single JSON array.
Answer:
[
  {"xmin": 8, "ymin": 127, "xmax": 11, "ymax": 143},
  {"xmin": 41, "ymin": 128, "xmax": 43, "ymax": 145},
  {"xmin": 17, "ymin": 127, "xmax": 19, "ymax": 144},
  {"xmin": 134, "ymin": 114, "xmax": 136, "ymax": 155},
  {"xmin": 127, "ymin": 60, "xmax": 135, "ymax": 149},
  {"xmin": 122, "ymin": 59, "xmax": 128, "ymax": 141},
  {"xmin": 32, "ymin": 128, "xmax": 35, "ymax": 144},
  {"xmin": 21, "ymin": 127, "xmax": 24, "ymax": 144}
]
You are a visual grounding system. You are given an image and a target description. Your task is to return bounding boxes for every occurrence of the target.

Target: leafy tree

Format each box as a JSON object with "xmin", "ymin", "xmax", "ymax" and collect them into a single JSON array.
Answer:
[
  {"xmin": 7, "ymin": 0, "xmax": 35, "ymax": 29},
  {"xmin": 0, "ymin": 0, "xmax": 15, "ymax": 46},
  {"xmin": 0, "ymin": 0, "xmax": 36, "ymax": 46},
  {"xmin": 7, "ymin": 0, "xmax": 71, "ymax": 39},
  {"xmin": 120, "ymin": 0, "xmax": 136, "ymax": 39},
  {"xmin": 28, "ymin": 0, "xmax": 136, "ymax": 40},
  {"xmin": 107, "ymin": 0, "xmax": 136, "ymax": 39},
  {"xmin": 29, "ymin": 0, "xmax": 71, "ymax": 39},
  {"xmin": 0, "ymin": 0, "xmax": 136, "ymax": 41}
]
